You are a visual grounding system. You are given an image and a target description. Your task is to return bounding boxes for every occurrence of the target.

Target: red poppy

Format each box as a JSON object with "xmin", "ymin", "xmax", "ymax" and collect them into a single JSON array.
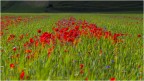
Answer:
[
  {"xmin": 26, "ymin": 55, "xmax": 31, "ymax": 59},
  {"xmin": 13, "ymin": 47, "xmax": 16, "ymax": 51},
  {"xmin": 138, "ymin": 34, "xmax": 141, "ymax": 38},
  {"xmin": 25, "ymin": 49, "xmax": 32, "ymax": 53},
  {"xmin": 104, "ymin": 31, "xmax": 112, "ymax": 39},
  {"xmin": 85, "ymin": 77, "xmax": 88, "ymax": 81},
  {"xmin": 72, "ymin": 21, "xmax": 75, "ymax": 25},
  {"xmin": 35, "ymin": 40, "xmax": 39, "ymax": 47},
  {"xmin": 67, "ymin": 37, "xmax": 74, "ymax": 43},
  {"xmin": 30, "ymin": 38, "xmax": 34, "ymax": 43},
  {"xmin": 24, "ymin": 42, "xmax": 29, "ymax": 47},
  {"xmin": 80, "ymin": 69, "xmax": 84, "ymax": 74},
  {"xmin": 80, "ymin": 64, "xmax": 84, "ymax": 69},
  {"xmin": 0, "ymin": 32, "xmax": 3, "ymax": 36},
  {"xmin": 54, "ymin": 28, "xmax": 59, "ymax": 32},
  {"xmin": 26, "ymin": 33, "xmax": 29, "ymax": 36},
  {"xmin": 37, "ymin": 29, "xmax": 41, "ymax": 33},
  {"xmin": 64, "ymin": 49, "xmax": 68, "ymax": 52},
  {"xmin": 20, "ymin": 70, "xmax": 25, "ymax": 80},
  {"xmin": 8, "ymin": 34, "xmax": 15, "ymax": 42},
  {"xmin": 10, "ymin": 34, "xmax": 15, "ymax": 38},
  {"xmin": 16, "ymin": 54, "xmax": 20, "ymax": 58},
  {"xmin": 113, "ymin": 33, "xmax": 119, "ymax": 41},
  {"xmin": 19, "ymin": 34, "xmax": 24, "ymax": 40},
  {"xmin": 110, "ymin": 77, "xmax": 116, "ymax": 81},
  {"xmin": 40, "ymin": 32, "xmax": 53, "ymax": 45},
  {"xmin": 10, "ymin": 63, "xmax": 15, "ymax": 69},
  {"xmin": 48, "ymin": 51, "xmax": 51, "ymax": 58},
  {"xmin": 75, "ymin": 25, "xmax": 79, "ymax": 30}
]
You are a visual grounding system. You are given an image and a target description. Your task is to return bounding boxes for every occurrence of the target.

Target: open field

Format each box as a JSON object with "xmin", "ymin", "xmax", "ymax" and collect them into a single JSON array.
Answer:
[{"xmin": 1, "ymin": 13, "xmax": 143, "ymax": 80}]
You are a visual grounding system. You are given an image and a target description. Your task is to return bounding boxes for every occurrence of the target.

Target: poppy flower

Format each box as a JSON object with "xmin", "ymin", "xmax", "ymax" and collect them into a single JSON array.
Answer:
[
  {"xmin": 80, "ymin": 69, "xmax": 84, "ymax": 74},
  {"xmin": 110, "ymin": 77, "xmax": 116, "ymax": 81},
  {"xmin": 20, "ymin": 70, "xmax": 25, "ymax": 80},
  {"xmin": 85, "ymin": 77, "xmax": 88, "ymax": 81},
  {"xmin": 13, "ymin": 47, "xmax": 16, "ymax": 51},
  {"xmin": 54, "ymin": 28, "xmax": 59, "ymax": 32},
  {"xmin": 25, "ymin": 49, "xmax": 32, "ymax": 53},
  {"xmin": 26, "ymin": 33, "xmax": 29, "ymax": 36},
  {"xmin": 48, "ymin": 51, "xmax": 51, "ymax": 57},
  {"xmin": 16, "ymin": 54, "xmax": 20, "ymax": 58},
  {"xmin": 24, "ymin": 42, "xmax": 29, "ymax": 47},
  {"xmin": 80, "ymin": 64, "xmax": 84, "ymax": 69},
  {"xmin": 10, "ymin": 63, "xmax": 15, "ymax": 69},
  {"xmin": 26, "ymin": 55, "xmax": 31, "ymax": 59},
  {"xmin": 19, "ymin": 34, "xmax": 24, "ymax": 40},
  {"xmin": 104, "ymin": 31, "xmax": 112, "ymax": 39},
  {"xmin": 72, "ymin": 21, "xmax": 75, "ymax": 25},
  {"xmin": 40, "ymin": 32, "xmax": 53, "ymax": 45},
  {"xmin": 10, "ymin": 34, "xmax": 15, "ymax": 38},
  {"xmin": 67, "ymin": 37, "xmax": 74, "ymax": 43},
  {"xmin": 0, "ymin": 32, "xmax": 3, "ymax": 36},
  {"xmin": 35, "ymin": 40, "xmax": 39, "ymax": 47},
  {"xmin": 8, "ymin": 34, "xmax": 15, "ymax": 42},
  {"xmin": 30, "ymin": 38, "xmax": 34, "ymax": 43},
  {"xmin": 37, "ymin": 29, "xmax": 41, "ymax": 33},
  {"xmin": 138, "ymin": 34, "xmax": 141, "ymax": 38},
  {"xmin": 75, "ymin": 25, "xmax": 79, "ymax": 30},
  {"xmin": 64, "ymin": 49, "xmax": 68, "ymax": 52}
]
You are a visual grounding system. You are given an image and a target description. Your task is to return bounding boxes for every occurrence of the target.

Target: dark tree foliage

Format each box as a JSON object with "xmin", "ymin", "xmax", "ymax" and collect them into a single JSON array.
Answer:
[{"xmin": 47, "ymin": 4, "xmax": 53, "ymax": 8}]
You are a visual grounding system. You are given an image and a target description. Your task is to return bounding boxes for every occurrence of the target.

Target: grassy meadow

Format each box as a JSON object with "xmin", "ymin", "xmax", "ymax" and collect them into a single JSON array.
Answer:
[{"xmin": 1, "ymin": 13, "xmax": 143, "ymax": 80}]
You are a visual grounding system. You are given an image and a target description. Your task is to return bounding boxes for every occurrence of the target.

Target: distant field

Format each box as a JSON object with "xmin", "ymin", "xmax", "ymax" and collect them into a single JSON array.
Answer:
[
  {"xmin": 1, "ymin": 13, "xmax": 143, "ymax": 80},
  {"xmin": 2, "ymin": 1, "xmax": 143, "ymax": 13}
]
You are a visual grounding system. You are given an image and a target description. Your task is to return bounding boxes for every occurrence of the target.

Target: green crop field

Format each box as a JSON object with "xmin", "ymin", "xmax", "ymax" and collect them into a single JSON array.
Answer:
[{"xmin": 1, "ymin": 13, "xmax": 143, "ymax": 80}]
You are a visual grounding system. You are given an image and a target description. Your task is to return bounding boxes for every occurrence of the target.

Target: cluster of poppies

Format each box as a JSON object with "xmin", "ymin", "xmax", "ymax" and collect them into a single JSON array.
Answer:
[
  {"xmin": 1, "ymin": 16, "xmax": 47, "ymax": 30},
  {"xmin": 38, "ymin": 17, "xmax": 128, "ymax": 46},
  {"xmin": 7, "ymin": 16, "xmax": 141, "ymax": 51},
  {"xmin": 21, "ymin": 17, "xmax": 133, "ymax": 59}
]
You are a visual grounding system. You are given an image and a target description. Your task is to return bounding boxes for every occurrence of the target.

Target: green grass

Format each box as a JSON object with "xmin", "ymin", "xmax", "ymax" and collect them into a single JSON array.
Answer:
[{"xmin": 1, "ymin": 13, "xmax": 143, "ymax": 80}]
